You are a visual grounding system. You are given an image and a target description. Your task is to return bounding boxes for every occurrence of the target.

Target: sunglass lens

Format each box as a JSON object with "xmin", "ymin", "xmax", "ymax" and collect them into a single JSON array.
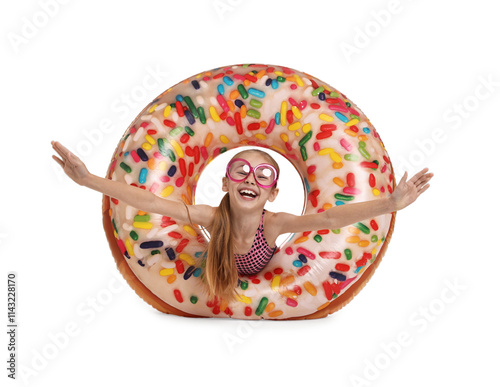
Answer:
[
  {"xmin": 228, "ymin": 160, "xmax": 249, "ymax": 181},
  {"xmin": 255, "ymin": 166, "xmax": 275, "ymax": 185}
]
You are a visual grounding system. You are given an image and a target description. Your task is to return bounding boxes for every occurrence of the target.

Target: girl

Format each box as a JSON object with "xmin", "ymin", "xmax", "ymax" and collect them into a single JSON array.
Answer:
[{"xmin": 51, "ymin": 141, "xmax": 434, "ymax": 302}]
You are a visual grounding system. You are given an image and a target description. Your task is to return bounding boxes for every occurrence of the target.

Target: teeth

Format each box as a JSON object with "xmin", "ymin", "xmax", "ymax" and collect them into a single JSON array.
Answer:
[{"xmin": 240, "ymin": 189, "xmax": 257, "ymax": 197}]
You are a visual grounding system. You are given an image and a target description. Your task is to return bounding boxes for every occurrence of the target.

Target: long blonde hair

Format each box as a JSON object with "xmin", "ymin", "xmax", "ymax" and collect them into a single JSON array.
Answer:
[{"xmin": 201, "ymin": 149, "xmax": 280, "ymax": 303}]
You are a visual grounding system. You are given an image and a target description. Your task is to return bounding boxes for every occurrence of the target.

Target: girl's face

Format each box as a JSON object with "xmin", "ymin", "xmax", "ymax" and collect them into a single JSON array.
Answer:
[{"xmin": 222, "ymin": 151, "xmax": 279, "ymax": 210}]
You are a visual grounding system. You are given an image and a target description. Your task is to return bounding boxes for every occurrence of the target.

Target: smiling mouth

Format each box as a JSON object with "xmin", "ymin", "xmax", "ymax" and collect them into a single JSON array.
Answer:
[{"xmin": 238, "ymin": 189, "xmax": 258, "ymax": 199}]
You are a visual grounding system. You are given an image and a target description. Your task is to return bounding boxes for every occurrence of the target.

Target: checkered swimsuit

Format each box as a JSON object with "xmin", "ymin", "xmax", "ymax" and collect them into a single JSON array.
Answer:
[{"xmin": 234, "ymin": 210, "xmax": 277, "ymax": 276}]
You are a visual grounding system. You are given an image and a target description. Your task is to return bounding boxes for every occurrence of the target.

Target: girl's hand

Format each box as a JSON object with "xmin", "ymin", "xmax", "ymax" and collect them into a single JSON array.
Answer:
[
  {"xmin": 51, "ymin": 141, "xmax": 91, "ymax": 186},
  {"xmin": 390, "ymin": 168, "xmax": 434, "ymax": 211}
]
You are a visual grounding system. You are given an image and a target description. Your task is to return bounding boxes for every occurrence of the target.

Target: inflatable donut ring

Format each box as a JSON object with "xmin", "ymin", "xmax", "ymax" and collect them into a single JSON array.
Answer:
[{"xmin": 102, "ymin": 63, "xmax": 397, "ymax": 320}]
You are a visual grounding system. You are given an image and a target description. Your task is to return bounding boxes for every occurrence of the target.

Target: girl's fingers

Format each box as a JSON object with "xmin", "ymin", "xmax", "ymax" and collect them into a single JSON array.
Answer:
[
  {"xmin": 52, "ymin": 142, "xmax": 67, "ymax": 161},
  {"xmin": 414, "ymin": 175, "xmax": 427, "ymax": 186},
  {"xmin": 413, "ymin": 170, "xmax": 433, "ymax": 187},
  {"xmin": 53, "ymin": 141, "xmax": 73, "ymax": 161},
  {"xmin": 418, "ymin": 173, "xmax": 433, "ymax": 186},
  {"xmin": 409, "ymin": 168, "xmax": 428, "ymax": 184},
  {"xmin": 52, "ymin": 155, "xmax": 64, "ymax": 168},
  {"xmin": 55, "ymin": 142, "xmax": 70, "ymax": 158},
  {"xmin": 418, "ymin": 184, "xmax": 430, "ymax": 194}
]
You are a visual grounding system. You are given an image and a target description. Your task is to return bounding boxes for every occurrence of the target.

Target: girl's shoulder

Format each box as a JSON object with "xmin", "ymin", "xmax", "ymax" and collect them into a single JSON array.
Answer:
[
  {"xmin": 187, "ymin": 203, "xmax": 217, "ymax": 229},
  {"xmin": 263, "ymin": 209, "xmax": 284, "ymax": 239},
  {"xmin": 264, "ymin": 209, "xmax": 291, "ymax": 227}
]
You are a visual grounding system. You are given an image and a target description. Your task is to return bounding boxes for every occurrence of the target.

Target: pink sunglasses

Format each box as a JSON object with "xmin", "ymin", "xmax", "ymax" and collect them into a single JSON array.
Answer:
[{"xmin": 226, "ymin": 158, "xmax": 279, "ymax": 188}]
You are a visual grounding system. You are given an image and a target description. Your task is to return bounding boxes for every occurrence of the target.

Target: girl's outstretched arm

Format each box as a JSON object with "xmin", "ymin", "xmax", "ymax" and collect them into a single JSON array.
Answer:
[
  {"xmin": 273, "ymin": 168, "xmax": 434, "ymax": 235},
  {"xmin": 51, "ymin": 141, "xmax": 214, "ymax": 227}
]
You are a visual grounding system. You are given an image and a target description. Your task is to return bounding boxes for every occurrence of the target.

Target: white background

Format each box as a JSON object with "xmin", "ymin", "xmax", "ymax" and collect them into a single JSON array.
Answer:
[{"xmin": 1, "ymin": 0, "xmax": 499, "ymax": 386}]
